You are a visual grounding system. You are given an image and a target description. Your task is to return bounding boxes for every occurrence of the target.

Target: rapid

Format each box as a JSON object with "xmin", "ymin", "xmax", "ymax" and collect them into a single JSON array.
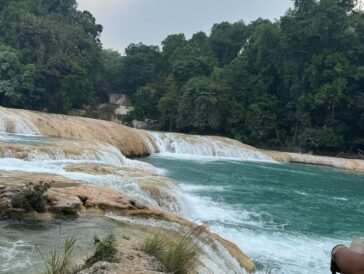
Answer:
[{"xmin": 0, "ymin": 106, "xmax": 363, "ymax": 274}]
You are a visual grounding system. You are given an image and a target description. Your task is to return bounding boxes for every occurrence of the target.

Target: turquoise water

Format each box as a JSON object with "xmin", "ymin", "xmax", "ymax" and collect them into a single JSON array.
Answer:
[
  {"xmin": 0, "ymin": 132, "xmax": 55, "ymax": 146},
  {"xmin": 0, "ymin": 216, "xmax": 137, "ymax": 274},
  {"xmin": 142, "ymin": 156, "xmax": 364, "ymax": 273}
]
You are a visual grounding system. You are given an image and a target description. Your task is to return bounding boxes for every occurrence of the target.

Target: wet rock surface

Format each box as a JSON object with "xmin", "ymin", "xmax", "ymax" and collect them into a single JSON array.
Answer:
[
  {"xmin": 0, "ymin": 169, "xmax": 255, "ymax": 273},
  {"xmin": 0, "ymin": 171, "xmax": 146, "ymax": 219}
]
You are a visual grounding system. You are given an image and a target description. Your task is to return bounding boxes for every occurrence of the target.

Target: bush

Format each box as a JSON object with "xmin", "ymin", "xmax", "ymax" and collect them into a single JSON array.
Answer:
[
  {"xmin": 86, "ymin": 234, "xmax": 118, "ymax": 266},
  {"xmin": 11, "ymin": 181, "xmax": 54, "ymax": 213},
  {"xmin": 142, "ymin": 227, "xmax": 204, "ymax": 274}
]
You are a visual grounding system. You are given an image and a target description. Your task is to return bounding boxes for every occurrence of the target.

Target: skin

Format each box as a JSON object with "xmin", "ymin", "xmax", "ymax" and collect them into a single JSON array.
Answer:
[{"xmin": 331, "ymin": 246, "xmax": 364, "ymax": 274}]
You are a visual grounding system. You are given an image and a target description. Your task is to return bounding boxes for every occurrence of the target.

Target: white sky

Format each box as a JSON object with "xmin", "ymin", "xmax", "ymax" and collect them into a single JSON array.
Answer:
[{"xmin": 77, "ymin": 0, "xmax": 293, "ymax": 54}]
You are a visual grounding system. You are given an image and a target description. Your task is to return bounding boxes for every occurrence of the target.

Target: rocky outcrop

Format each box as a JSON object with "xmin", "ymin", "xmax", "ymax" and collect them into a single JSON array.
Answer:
[
  {"xmin": 77, "ymin": 237, "xmax": 165, "ymax": 274},
  {"xmin": 0, "ymin": 171, "xmax": 146, "ymax": 219},
  {"xmin": 64, "ymin": 163, "xmax": 181, "ymax": 212},
  {"xmin": 0, "ymin": 170, "xmax": 255, "ymax": 273},
  {"xmin": 265, "ymin": 151, "xmax": 364, "ymax": 171},
  {"xmin": 0, "ymin": 106, "xmax": 149, "ymax": 156}
]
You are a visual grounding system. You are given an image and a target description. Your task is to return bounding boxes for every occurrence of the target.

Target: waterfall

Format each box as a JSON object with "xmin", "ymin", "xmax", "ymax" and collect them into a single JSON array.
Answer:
[
  {"xmin": 0, "ymin": 108, "xmax": 256, "ymax": 273},
  {"xmin": 0, "ymin": 108, "xmax": 40, "ymax": 135},
  {"xmin": 143, "ymin": 131, "xmax": 273, "ymax": 162}
]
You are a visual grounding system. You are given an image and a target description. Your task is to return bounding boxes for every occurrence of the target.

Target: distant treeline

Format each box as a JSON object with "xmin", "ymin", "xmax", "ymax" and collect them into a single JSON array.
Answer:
[{"xmin": 0, "ymin": 0, "xmax": 363, "ymax": 154}]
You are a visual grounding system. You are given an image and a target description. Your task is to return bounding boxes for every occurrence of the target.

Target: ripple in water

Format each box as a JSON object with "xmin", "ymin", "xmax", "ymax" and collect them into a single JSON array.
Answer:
[{"xmin": 142, "ymin": 156, "xmax": 364, "ymax": 274}]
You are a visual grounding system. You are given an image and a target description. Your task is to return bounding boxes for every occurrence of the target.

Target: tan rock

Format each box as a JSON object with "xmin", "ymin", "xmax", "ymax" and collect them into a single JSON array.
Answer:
[
  {"xmin": 265, "ymin": 151, "xmax": 364, "ymax": 171},
  {"xmin": 0, "ymin": 170, "xmax": 144, "ymax": 218},
  {"xmin": 64, "ymin": 163, "xmax": 181, "ymax": 212},
  {"xmin": 0, "ymin": 170, "xmax": 255, "ymax": 273},
  {"xmin": 0, "ymin": 106, "xmax": 149, "ymax": 156}
]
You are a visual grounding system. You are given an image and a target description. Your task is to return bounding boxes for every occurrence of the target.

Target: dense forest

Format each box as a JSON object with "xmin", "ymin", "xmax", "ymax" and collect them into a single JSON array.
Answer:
[{"xmin": 0, "ymin": 0, "xmax": 363, "ymax": 154}]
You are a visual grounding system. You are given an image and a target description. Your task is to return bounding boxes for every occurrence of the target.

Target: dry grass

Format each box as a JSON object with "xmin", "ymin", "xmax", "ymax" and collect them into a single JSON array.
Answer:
[{"xmin": 142, "ymin": 226, "xmax": 205, "ymax": 274}]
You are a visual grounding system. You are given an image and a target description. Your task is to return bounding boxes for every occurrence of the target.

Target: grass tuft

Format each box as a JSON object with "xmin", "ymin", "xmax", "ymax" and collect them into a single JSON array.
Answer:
[
  {"xmin": 142, "ymin": 226, "xmax": 205, "ymax": 274},
  {"xmin": 142, "ymin": 234, "xmax": 165, "ymax": 257},
  {"xmin": 41, "ymin": 237, "xmax": 76, "ymax": 274}
]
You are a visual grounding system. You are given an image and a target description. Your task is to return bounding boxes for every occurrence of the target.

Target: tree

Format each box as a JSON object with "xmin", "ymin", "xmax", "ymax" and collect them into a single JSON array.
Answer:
[
  {"xmin": 208, "ymin": 21, "xmax": 248, "ymax": 65},
  {"xmin": 118, "ymin": 43, "xmax": 162, "ymax": 94},
  {"xmin": 177, "ymin": 77, "xmax": 222, "ymax": 132},
  {"xmin": 0, "ymin": 0, "xmax": 103, "ymax": 112}
]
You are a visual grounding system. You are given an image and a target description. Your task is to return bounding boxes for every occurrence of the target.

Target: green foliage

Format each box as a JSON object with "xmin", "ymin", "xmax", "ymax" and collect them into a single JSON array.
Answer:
[
  {"xmin": 42, "ymin": 238, "xmax": 76, "ymax": 274},
  {"xmin": 0, "ymin": 0, "xmax": 103, "ymax": 112},
  {"xmin": 124, "ymin": 0, "xmax": 364, "ymax": 155},
  {"xmin": 1, "ymin": 0, "xmax": 363, "ymax": 155},
  {"xmin": 177, "ymin": 77, "xmax": 222, "ymax": 132},
  {"xmin": 142, "ymin": 234, "xmax": 165, "ymax": 257},
  {"xmin": 11, "ymin": 181, "xmax": 53, "ymax": 213},
  {"xmin": 85, "ymin": 234, "xmax": 117, "ymax": 266},
  {"xmin": 160, "ymin": 235, "xmax": 199, "ymax": 274},
  {"xmin": 142, "ymin": 228, "xmax": 203, "ymax": 274}
]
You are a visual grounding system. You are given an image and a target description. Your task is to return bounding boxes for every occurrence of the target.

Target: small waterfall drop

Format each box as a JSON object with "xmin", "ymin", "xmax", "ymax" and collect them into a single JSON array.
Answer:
[
  {"xmin": 0, "ymin": 108, "xmax": 40, "ymax": 135},
  {"xmin": 143, "ymin": 132, "xmax": 273, "ymax": 162}
]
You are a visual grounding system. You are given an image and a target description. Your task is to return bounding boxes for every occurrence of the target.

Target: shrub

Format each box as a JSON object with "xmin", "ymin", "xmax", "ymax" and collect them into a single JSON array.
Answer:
[
  {"xmin": 11, "ymin": 181, "xmax": 54, "ymax": 213},
  {"xmin": 41, "ymin": 237, "xmax": 76, "ymax": 274},
  {"xmin": 86, "ymin": 234, "xmax": 118, "ymax": 266}
]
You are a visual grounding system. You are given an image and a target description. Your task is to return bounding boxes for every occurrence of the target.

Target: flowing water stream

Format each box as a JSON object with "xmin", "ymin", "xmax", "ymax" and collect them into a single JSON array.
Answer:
[
  {"xmin": 142, "ymin": 156, "xmax": 364, "ymax": 274},
  {"xmin": 0, "ymin": 111, "xmax": 363, "ymax": 273}
]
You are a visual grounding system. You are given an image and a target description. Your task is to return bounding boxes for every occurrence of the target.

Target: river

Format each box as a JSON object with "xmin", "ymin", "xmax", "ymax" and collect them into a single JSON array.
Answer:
[
  {"xmin": 142, "ymin": 155, "xmax": 364, "ymax": 273},
  {"xmin": 0, "ymin": 109, "xmax": 363, "ymax": 273}
]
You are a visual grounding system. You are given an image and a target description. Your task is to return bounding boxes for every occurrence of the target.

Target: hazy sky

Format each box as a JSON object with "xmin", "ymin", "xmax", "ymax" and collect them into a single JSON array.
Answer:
[{"xmin": 77, "ymin": 0, "xmax": 293, "ymax": 53}]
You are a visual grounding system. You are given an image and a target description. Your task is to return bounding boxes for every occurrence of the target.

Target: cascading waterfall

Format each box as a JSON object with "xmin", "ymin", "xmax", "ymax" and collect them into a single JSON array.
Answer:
[
  {"xmin": 0, "ymin": 109, "xmax": 40, "ymax": 135},
  {"xmin": 142, "ymin": 131, "xmax": 274, "ymax": 162},
  {"xmin": 0, "ymin": 133, "xmax": 158, "ymax": 172},
  {"xmin": 0, "ymin": 108, "xmax": 271, "ymax": 273}
]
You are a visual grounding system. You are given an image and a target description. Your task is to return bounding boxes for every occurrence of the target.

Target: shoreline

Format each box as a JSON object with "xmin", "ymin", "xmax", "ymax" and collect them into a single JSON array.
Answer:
[
  {"xmin": 264, "ymin": 151, "xmax": 364, "ymax": 172},
  {"xmin": 1, "ymin": 105, "xmax": 364, "ymax": 172}
]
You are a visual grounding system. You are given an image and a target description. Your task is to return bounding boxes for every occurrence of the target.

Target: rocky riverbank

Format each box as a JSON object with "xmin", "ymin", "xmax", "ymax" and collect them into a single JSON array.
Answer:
[
  {"xmin": 265, "ymin": 151, "xmax": 364, "ymax": 171},
  {"xmin": 1, "ymin": 106, "xmax": 363, "ymax": 171},
  {"xmin": 1, "ymin": 105, "xmax": 363, "ymax": 273},
  {"xmin": 0, "ymin": 170, "xmax": 255, "ymax": 273}
]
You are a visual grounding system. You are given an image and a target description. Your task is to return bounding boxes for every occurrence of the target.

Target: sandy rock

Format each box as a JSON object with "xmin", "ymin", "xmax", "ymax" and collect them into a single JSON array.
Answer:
[
  {"xmin": 77, "ymin": 262, "xmax": 119, "ymax": 274},
  {"xmin": 0, "ymin": 171, "xmax": 145, "ymax": 218},
  {"xmin": 0, "ymin": 106, "xmax": 150, "ymax": 156},
  {"xmin": 265, "ymin": 151, "xmax": 364, "ymax": 171},
  {"xmin": 0, "ymin": 169, "xmax": 255, "ymax": 273},
  {"xmin": 64, "ymin": 163, "xmax": 181, "ymax": 212},
  {"xmin": 76, "ymin": 232, "xmax": 167, "ymax": 274}
]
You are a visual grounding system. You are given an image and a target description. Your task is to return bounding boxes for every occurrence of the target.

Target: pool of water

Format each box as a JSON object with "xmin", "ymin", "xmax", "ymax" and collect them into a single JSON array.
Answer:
[
  {"xmin": 0, "ymin": 216, "xmax": 134, "ymax": 274},
  {"xmin": 0, "ymin": 132, "xmax": 57, "ymax": 146},
  {"xmin": 141, "ymin": 156, "xmax": 364, "ymax": 273}
]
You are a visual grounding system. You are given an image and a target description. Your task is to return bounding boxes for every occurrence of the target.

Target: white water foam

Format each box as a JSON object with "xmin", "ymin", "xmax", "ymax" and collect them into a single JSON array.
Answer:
[
  {"xmin": 0, "ymin": 239, "xmax": 34, "ymax": 273},
  {"xmin": 0, "ymin": 109, "xmax": 40, "ymax": 135},
  {"xmin": 106, "ymin": 214, "xmax": 247, "ymax": 274},
  {"xmin": 333, "ymin": 197, "xmax": 349, "ymax": 202},
  {"xmin": 179, "ymin": 185, "xmax": 349, "ymax": 274},
  {"xmin": 144, "ymin": 132, "xmax": 274, "ymax": 162},
  {"xmin": 0, "ymin": 135, "xmax": 162, "ymax": 174}
]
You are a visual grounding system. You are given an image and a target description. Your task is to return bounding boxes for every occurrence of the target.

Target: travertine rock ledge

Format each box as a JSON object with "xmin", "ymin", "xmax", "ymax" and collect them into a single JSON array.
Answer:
[
  {"xmin": 265, "ymin": 151, "xmax": 364, "ymax": 171},
  {"xmin": 2, "ymin": 106, "xmax": 363, "ymax": 171},
  {"xmin": 0, "ymin": 171, "xmax": 146, "ymax": 219},
  {"xmin": 0, "ymin": 106, "xmax": 149, "ymax": 156},
  {"xmin": 0, "ymin": 170, "xmax": 255, "ymax": 273}
]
